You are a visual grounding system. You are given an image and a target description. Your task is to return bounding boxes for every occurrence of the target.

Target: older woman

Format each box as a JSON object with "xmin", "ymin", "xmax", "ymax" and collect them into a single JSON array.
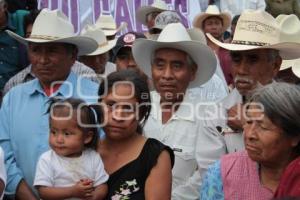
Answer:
[{"xmin": 200, "ymin": 82, "xmax": 300, "ymax": 200}]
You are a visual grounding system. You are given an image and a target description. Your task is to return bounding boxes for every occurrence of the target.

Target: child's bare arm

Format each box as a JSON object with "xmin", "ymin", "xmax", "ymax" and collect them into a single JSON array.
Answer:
[
  {"xmin": 91, "ymin": 183, "xmax": 108, "ymax": 200},
  {"xmin": 37, "ymin": 180, "xmax": 94, "ymax": 200}
]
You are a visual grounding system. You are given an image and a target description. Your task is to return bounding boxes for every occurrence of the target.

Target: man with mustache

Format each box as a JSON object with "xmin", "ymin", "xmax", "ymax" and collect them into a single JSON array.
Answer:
[
  {"xmin": 196, "ymin": 10, "xmax": 300, "ymax": 173},
  {"xmin": 132, "ymin": 23, "xmax": 217, "ymax": 199}
]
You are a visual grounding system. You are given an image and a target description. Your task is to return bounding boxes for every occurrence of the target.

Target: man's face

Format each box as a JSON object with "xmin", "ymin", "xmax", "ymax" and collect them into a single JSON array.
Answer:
[
  {"xmin": 146, "ymin": 11, "xmax": 160, "ymax": 29},
  {"xmin": 203, "ymin": 16, "xmax": 223, "ymax": 39},
  {"xmin": 29, "ymin": 42, "xmax": 76, "ymax": 88},
  {"xmin": 151, "ymin": 48, "xmax": 196, "ymax": 102},
  {"xmin": 115, "ymin": 47, "xmax": 137, "ymax": 71},
  {"xmin": 79, "ymin": 52, "xmax": 109, "ymax": 74},
  {"xmin": 231, "ymin": 49, "xmax": 281, "ymax": 96},
  {"xmin": 0, "ymin": 2, "xmax": 7, "ymax": 27}
]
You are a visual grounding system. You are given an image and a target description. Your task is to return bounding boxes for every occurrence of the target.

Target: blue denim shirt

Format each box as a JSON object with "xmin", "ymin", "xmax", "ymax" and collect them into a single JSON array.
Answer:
[
  {"xmin": 0, "ymin": 10, "xmax": 29, "ymax": 90},
  {"xmin": 0, "ymin": 71, "xmax": 99, "ymax": 195}
]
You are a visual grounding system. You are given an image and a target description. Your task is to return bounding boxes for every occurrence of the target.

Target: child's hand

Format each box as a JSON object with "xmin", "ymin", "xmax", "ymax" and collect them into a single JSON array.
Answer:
[{"xmin": 71, "ymin": 179, "xmax": 94, "ymax": 199}]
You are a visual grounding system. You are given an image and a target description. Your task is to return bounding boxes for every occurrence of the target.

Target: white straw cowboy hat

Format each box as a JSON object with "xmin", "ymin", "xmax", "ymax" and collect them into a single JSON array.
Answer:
[
  {"xmin": 193, "ymin": 5, "xmax": 231, "ymax": 32},
  {"xmin": 132, "ymin": 23, "xmax": 217, "ymax": 88},
  {"xmin": 95, "ymin": 14, "xmax": 127, "ymax": 36},
  {"xmin": 206, "ymin": 10, "xmax": 300, "ymax": 60},
  {"xmin": 136, "ymin": 0, "xmax": 168, "ymax": 25},
  {"xmin": 292, "ymin": 60, "xmax": 300, "ymax": 78},
  {"xmin": 6, "ymin": 9, "xmax": 97, "ymax": 56},
  {"xmin": 80, "ymin": 24, "xmax": 116, "ymax": 56},
  {"xmin": 276, "ymin": 14, "xmax": 300, "ymax": 70}
]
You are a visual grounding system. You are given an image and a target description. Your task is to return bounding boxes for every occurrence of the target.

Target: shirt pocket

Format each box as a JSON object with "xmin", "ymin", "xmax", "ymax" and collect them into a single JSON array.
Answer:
[{"xmin": 172, "ymin": 146, "xmax": 197, "ymax": 182}]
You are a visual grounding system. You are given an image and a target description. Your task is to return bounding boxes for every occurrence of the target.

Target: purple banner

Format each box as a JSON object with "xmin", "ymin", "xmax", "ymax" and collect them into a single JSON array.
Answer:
[{"xmin": 38, "ymin": 0, "xmax": 197, "ymax": 34}]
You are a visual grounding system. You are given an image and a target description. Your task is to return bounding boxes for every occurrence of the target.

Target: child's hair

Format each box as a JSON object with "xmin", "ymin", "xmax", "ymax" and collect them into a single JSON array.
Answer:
[
  {"xmin": 48, "ymin": 98, "xmax": 99, "ymax": 149},
  {"xmin": 98, "ymin": 69, "xmax": 151, "ymax": 134}
]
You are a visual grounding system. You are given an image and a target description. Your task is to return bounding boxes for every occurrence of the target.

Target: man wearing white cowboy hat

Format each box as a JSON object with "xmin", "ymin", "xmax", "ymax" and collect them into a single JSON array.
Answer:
[
  {"xmin": 136, "ymin": 0, "xmax": 169, "ymax": 31},
  {"xmin": 0, "ymin": 9, "xmax": 99, "ymax": 199},
  {"xmin": 95, "ymin": 14, "xmax": 127, "ymax": 40},
  {"xmin": 196, "ymin": 10, "xmax": 300, "ymax": 175},
  {"xmin": 132, "ymin": 22, "xmax": 217, "ymax": 199},
  {"xmin": 3, "ymin": 10, "xmax": 99, "ymax": 95},
  {"xmin": 79, "ymin": 24, "xmax": 117, "ymax": 77},
  {"xmin": 276, "ymin": 14, "xmax": 300, "ymax": 85},
  {"xmin": 193, "ymin": 5, "xmax": 233, "ymax": 86}
]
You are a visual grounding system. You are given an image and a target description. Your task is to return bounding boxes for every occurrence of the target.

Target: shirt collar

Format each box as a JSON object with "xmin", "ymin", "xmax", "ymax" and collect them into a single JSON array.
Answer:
[
  {"xmin": 150, "ymin": 90, "xmax": 196, "ymax": 123},
  {"xmin": 25, "ymin": 71, "xmax": 77, "ymax": 98}
]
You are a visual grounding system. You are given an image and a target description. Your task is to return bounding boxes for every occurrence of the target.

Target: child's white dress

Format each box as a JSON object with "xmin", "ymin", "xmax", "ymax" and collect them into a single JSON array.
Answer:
[{"xmin": 34, "ymin": 149, "xmax": 108, "ymax": 200}]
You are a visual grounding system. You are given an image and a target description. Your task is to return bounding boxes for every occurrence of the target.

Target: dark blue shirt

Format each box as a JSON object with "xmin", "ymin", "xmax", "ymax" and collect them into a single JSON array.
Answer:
[{"xmin": 0, "ymin": 10, "xmax": 29, "ymax": 90}]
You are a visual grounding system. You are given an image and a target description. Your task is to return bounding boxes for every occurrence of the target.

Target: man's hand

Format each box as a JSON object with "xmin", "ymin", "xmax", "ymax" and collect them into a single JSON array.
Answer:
[{"xmin": 227, "ymin": 103, "xmax": 245, "ymax": 132}]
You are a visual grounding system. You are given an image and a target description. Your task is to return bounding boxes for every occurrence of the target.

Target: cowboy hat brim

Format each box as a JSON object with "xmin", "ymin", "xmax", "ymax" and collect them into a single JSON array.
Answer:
[
  {"xmin": 7, "ymin": 30, "xmax": 98, "ymax": 56},
  {"xmin": 207, "ymin": 33, "xmax": 300, "ymax": 60},
  {"xmin": 292, "ymin": 64, "xmax": 300, "ymax": 78},
  {"xmin": 87, "ymin": 39, "xmax": 117, "ymax": 56},
  {"xmin": 193, "ymin": 13, "xmax": 231, "ymax": 32},
  {"xmin": 102, "ymin": 22, "xmax": 127, "ymax": 36},
  {"xmin": 132, "ymin": 38, "xmax": 217, "ymax": 88},
  {"xmin": 136, "ymin": 6, "xmax": 167, "ymax": 25}
]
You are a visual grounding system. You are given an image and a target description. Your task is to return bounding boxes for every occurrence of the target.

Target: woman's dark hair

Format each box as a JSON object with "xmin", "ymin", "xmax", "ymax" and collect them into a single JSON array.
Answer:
[
  {"xmin": 48, "ymin": 98, "xmax": 99, "ymax": 149},
  {"xmin": 250, "ymin": 82, "xmax": 300, "ymax": 154},
  {"xmin": 23, "ymin": 9, "xmax": 41, "ymax": 34},
  {"xmin": 98, "ymin": 69, "xmax": 151, "ymax": 134}
]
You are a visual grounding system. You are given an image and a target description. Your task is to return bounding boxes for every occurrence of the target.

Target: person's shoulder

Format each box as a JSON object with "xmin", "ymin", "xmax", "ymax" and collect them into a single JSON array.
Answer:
[
  {"xmin": 13, "ymin": 10, "xmax": 30, "ymax": 16},
  {"xmin": 38, "ymin": 150, "xmax": 55, "ymax": 162},
  {"xmin": 145, "ymin": 138, "xmax": 175, "ymax": 166},
  {"xmin": 221, "ymin": 150, "xmax": 248, "ymax": 162},
  {"xmin": 4, "ymin": 78, "xmax": 36, "ymax": 98}
]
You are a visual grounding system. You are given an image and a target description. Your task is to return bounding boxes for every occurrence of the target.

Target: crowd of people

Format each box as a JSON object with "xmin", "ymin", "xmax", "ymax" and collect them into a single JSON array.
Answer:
[{"xmin": 0, "ymin": 0, "xmax": 299, "ymax": 199}]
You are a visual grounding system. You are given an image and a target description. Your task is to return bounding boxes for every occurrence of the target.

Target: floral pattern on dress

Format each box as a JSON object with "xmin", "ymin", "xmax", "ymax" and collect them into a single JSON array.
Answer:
[
  {"xmin": 200, "ymin": 160, "xmax": 224, "ymax": 200},
  {"xmin": 111, "ymin": 179, "xmax": 140, "ymax": 200}
]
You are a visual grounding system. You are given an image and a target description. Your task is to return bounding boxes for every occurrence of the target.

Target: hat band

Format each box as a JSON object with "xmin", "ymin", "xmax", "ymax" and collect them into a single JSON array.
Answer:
[
  {"xmin": 232, "ymin": 40, "xmax": 269, "ymax": 46},
  {"xmin": 29, "ymin": 34, "xmax": 61, "ymax": 40}
]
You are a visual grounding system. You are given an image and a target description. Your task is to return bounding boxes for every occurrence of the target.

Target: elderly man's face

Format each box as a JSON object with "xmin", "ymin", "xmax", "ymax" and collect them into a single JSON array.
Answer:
[
  {"xmin": 203, "ymin": 16, "xmax": 223, "ymax": 39},
  {"xmin": 28, "ymin": 42, "xmax": 76, "ymax": 88},
  {"xmin": 151, "ymin": 48, "xmax": 196, "ymax": 102},
  {"xmin": 231, "ymin": 49, "xmax": 281, "ymax": 96},
  {"xmin": 79, "ymin": 52, "xmax": 109, "ymax": 74}
]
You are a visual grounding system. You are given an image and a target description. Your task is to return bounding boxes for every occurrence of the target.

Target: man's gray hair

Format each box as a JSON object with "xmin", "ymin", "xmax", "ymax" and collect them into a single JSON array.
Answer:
[
  {"xmin": 151, "ymin": 48, "xmax": 197, "ymax": 68},
  {"xmin": 250, "ymin": 82, "xmax": 300, "ymax": 153}
]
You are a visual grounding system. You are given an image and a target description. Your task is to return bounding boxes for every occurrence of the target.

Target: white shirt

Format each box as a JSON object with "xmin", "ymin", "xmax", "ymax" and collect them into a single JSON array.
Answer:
[
  {"xmin": 34, "ymin": 149, "xmax": 108, "ymax": 200},
  {"xmin": 0, "ymin": 148, "xmax": 6, "ymax": 200},
  {"xmin": 196, "ymin": 88, "xmax": 245, "ymax": 186},
  {"xmin": 220, "ymin": 0, "xmax": 266, "ymax": 18},
  {"xmin": 190, "ymin": 74, "xmax": 228, "ymax": 102},
  {"xmin": 144, "ymin": 91, "xmax": 208, "ymax": 200}
]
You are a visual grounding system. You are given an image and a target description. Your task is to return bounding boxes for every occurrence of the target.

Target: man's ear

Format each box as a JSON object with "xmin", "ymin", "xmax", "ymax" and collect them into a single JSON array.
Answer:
[
  {"xmin": 190, "ymin": 64, "xmax": 198, "ymax": 81},
  {"xmin": 272, "ymin": 56, "xmax": 282, "ymax": 77}
]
